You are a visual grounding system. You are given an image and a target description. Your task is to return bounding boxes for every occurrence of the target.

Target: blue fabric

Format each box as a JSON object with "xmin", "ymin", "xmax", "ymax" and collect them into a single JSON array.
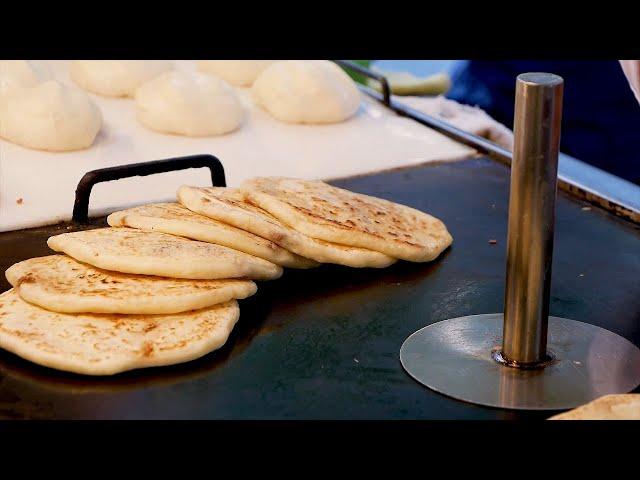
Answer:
[{"xmin": 447, "ymin": 61, "xmax": 640, "ymax": 184}]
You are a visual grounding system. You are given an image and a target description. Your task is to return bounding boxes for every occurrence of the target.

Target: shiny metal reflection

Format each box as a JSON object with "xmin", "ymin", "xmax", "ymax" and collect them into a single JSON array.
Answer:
[
  {"xmin": 400, "ymin": 314, "xmax": 640, "ymax": 410},
  {"xmin": 502, "ymin": 73, "xmax": 564, "ymax": 365},
  {"xmin": 399, "ymin": 72, "xmax": 640, "ymax": 411}
]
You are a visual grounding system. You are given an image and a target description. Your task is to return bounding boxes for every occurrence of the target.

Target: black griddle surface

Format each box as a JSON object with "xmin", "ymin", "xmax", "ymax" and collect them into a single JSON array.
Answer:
[{"xmin": 1, "ymin": 157, "xmax": 638, "ymax": 420}]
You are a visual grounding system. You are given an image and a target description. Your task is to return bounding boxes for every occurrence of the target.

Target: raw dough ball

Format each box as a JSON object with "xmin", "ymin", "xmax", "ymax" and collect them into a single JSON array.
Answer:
[
  {"xmin": 0, "ymin": 81, "xmax": 102, "ymax": 151},
  {"xmin": 0, "ymin": 60, "xmax": 51, "ymax": 104},
  {"xmin": 135, "ymin": 71, "xmax": 244, "ymax": 136},
  {"xmin": 197, "ymin": 60, "xmax": 275, "ymax": 87},
  {"xmin": 252, "ymin": 60, "xmax": 361, "ymax": 124},
  {"xmin": 70, "ymin": 60, "xmax": 172, "ymax": 97}
]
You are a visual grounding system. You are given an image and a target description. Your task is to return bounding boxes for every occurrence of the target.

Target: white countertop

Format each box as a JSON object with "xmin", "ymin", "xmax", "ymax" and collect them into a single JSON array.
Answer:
[{"xmin": 0, "ymin": 61, "xmax": 475, "ymax": 232}]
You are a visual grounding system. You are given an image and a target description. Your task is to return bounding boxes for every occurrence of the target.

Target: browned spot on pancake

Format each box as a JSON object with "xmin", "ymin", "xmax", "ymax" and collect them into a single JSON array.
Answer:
[
  {"xmin": 112, "ymin": 319, "xmax": 127, "ymax": 329},
  {"xmin": 401, "ymin": 240, "xmax": 421, "ymax": 247},
  {"xmin": 291, "ymin": 205, "xmax": 352, "ymax": 229},
  {"xmin": 16, "ymin": 273, "xmax": 36, "ymax": 287},
  {"xmin": 141, "ymin": 342, "xmax": 154, "ymax": 357},
  {"xmin": 144, "ymin": 322, "xmax": 158, "ymax": 333},
  {"xmin": 159, "ymin": 340, "xmax": 187, "ymax": 351},
  {"xmin": 270, "ymin": 231, "xmax": 286, "ymax": 244},
  {"xmin": 0, "ymin": 326, "xmax": 42, "ymax": 340}
]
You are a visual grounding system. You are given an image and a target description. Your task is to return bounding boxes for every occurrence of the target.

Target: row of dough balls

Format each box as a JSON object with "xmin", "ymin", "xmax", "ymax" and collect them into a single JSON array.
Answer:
[
  {"xmin": 77, "ymin": 60, "xmax": 361, "ymax": 132},
  {"xmin": 0, "ymin": 60, "xmax": 361, "ymax": 152}
]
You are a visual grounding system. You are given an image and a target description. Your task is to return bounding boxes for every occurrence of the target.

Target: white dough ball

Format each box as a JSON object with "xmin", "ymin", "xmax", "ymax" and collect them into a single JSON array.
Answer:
[
  {"xmin": 70, "ymin": 60, "xmax": 172, "ymax": 97},
  {"xmin": 0, "ymin": 60, "xmax": 51, "ymax": 104},
  {"xmin": 0, "ymin": 81, "xmax": 102, "ymax": 152},
  {"xmin": 197, "ymin": 60, "xmax": 275, "ymax": 87},
  {"xmin": 135, "ymin": 71, "xmax": 244, "ymax": 137},
  {"xmin": 252, "ymin": 60, "xmax": 361, "ymax": 124}
]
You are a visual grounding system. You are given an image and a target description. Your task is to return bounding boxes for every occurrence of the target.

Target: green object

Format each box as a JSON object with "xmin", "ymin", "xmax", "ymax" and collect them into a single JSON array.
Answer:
[
  {"xmin": 342, "ymin": 60, "xmax": 372, "ymax": 85},
  {"xmin": 367, "ymin": 70, "xmax": 452, "ymax": 96}
]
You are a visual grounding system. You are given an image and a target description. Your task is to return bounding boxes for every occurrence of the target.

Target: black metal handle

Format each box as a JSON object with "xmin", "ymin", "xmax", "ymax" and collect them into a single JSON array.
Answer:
[
  {"xmin": 72, "ymin": 154, "xmax": 226, "ymax": 223},
  {"xmin": 334, "ymin": 60, "xmax": 391, "ymax": 107}
]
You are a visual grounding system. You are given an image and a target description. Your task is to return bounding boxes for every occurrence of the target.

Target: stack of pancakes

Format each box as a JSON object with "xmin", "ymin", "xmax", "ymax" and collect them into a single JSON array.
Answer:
[{"xmin": 0, "ymin": 177, "xmax": 453, "ymax": 376}]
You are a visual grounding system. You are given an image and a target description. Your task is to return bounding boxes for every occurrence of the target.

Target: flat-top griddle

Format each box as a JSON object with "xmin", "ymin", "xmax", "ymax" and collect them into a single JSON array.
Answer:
[{"xmin": 1, "ymin": 156, "xmax": 638, "ymax": 420}]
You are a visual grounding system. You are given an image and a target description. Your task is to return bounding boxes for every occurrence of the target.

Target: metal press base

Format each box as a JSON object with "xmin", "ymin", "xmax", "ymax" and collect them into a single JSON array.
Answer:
[{"xmin": 400, "ymin": 314, "xmax": 640, "ymax": 411}]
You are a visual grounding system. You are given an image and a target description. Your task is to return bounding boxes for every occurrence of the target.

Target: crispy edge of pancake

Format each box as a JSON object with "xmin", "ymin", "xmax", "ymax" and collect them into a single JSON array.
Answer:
[
  {"xmin": 240, "ymin": 177, "xmax": 453, "ymax": 262},
  {"xmin": 0, "ymin": 289, "xmax": 241, "ymax": 376},
  {"xmin": 6, "ymin": 255, "xmax": 257, "ymax": 314},
  {"xmin": 177, "ymin": 185, "xmax": 398, "ymax": 268}
]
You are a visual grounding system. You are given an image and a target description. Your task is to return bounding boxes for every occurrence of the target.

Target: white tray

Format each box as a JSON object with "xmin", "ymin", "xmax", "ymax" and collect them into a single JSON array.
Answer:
[{"xmin": 0, "ymin": 60, "xmax": 475, "ymax": 232}]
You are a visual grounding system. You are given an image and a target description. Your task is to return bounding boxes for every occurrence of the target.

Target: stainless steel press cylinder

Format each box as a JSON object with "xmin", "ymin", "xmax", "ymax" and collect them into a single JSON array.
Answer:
[{"xmin": 502, "ymin": 72, "xmax": 564, "ymax": 365}]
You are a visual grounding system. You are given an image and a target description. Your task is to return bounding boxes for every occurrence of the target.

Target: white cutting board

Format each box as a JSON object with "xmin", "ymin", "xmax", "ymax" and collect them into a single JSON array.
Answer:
[{"xmin": 0, "ymin": 60, "xmax": 475, "ymax": 232}]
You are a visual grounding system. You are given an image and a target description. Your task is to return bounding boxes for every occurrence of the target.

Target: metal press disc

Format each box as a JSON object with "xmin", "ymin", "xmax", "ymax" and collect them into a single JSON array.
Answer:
[{"xmin": 400, "ymin": 314, "xmax": 640, "ymax": 411}]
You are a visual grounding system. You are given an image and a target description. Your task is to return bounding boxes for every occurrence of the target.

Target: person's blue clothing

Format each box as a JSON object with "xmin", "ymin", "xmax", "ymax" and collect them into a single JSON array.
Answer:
[{"xmin": 447, "ymin": 61, "xmax": 640, "ymax": 184}]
